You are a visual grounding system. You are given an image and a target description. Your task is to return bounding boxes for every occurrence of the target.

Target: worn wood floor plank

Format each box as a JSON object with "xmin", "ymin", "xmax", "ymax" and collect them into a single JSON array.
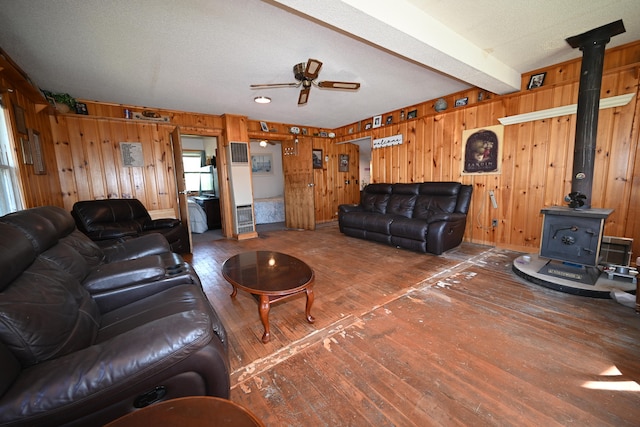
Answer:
[{"xmin": 187, "ymin": 223, "xmax": 640, "ymax": 426}]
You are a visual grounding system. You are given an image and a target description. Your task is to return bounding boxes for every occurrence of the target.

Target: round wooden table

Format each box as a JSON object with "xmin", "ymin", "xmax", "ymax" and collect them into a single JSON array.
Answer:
[
  {"xmin": 104, "ymin": 396, "xmax": 264, "ymax": 426},
  {"xmin": 222, "ymin": 251, "xmax": 315, "ymax": 343}
]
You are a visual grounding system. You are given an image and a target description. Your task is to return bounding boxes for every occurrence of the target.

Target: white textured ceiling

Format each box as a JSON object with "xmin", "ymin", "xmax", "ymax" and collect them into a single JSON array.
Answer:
[{"xmin": 0, "ymin": 0, "xmax": 638, "ymax": 129}]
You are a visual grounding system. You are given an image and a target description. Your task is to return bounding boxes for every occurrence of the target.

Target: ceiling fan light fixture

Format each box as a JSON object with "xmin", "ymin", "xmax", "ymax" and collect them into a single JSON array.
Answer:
[
  {"xmin": 259, "ymin": 140, "xmax": 268, "ymax": 147},
  {"xmin": 254, "ymin": 96, "xmax": 271, "ymax": 104}
]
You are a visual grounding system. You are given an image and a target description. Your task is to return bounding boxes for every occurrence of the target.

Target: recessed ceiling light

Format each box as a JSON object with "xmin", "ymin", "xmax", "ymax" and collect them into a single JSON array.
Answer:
[{"xmin": 254, "ymin": 96, "xmax": 271, "ymax": 104}]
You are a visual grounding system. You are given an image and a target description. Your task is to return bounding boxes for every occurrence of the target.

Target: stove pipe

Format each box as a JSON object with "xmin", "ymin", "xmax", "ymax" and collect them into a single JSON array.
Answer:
[{"xmin": 565, "ymin": 20, "xmax": 625, "ymax": 209}]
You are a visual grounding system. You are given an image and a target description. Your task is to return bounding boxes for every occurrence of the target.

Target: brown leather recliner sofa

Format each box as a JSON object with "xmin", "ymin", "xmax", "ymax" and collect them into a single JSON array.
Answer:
[
  {"xmin": 71, "ymin": 198, "xmax": 190, "ymax": 254},
  {"xmin": 338, "ymin": 182, "xmax": 473, "ymax": 255},
  {"xmin": 0, "ymin": 206, "xmax": 229, "ymax": 426}
]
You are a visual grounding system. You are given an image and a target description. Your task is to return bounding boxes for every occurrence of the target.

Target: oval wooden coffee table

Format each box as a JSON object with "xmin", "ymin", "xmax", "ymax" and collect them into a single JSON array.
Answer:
[{"xmin": 222, "ymin": 251, "xmax": 315, "ymax": 343}]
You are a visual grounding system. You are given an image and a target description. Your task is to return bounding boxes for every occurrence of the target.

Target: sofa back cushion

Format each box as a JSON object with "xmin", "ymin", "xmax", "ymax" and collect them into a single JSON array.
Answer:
[
  {"xmin": 72, "ymin": 199, "xmax": 151, "ymax": 234},
  {"xmin": 60, "ymin": 230, "xmax": 107, "ymax": 267},
  {"xmin": 413, "ymin": 182, "xmax": 463, "ymax": 219},
  {"xmin": 361, "ymin": 184, "xmax": 392, "ymax": 213},
  {"xmin": 387, "ymin": 184, "xmax": 419, "ymax": 217},
  {"xmin": 0, "ymin": 258, "xmax": 100, "ymax": 367},
  {"xmin": 0, "ymin": 209, "xmax": 59, "ymax": 254},
  {"xmin": 0, "ymin": 224, "xmax": 36, "ymax": 291}
]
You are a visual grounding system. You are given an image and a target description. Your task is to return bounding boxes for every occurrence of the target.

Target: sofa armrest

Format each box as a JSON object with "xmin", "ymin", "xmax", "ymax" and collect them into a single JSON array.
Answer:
[
  {"xmin": 425, "ymin": 214, "xmax": 468, "ymax": 255},
  {"xmin": 0, "ymin": 308, "xmax": 227, "ymax": 426},
  {"xmin": 83, "ymin": 259, "xmax": 168, "ymax": 294},
  {"xmin": 338, "ymin": 204, "xmax": 363, "ymax": 214},
  {"xmin": 143, "ymin": 218, "xmax": 181, "ymax": 230},
  {"xmin": 86, "ymin": 226, "xmax": 139, "ymax": 241},
  {"xmin": 102, "ymin": 233, "xmax": 171, "ymax": 262}
]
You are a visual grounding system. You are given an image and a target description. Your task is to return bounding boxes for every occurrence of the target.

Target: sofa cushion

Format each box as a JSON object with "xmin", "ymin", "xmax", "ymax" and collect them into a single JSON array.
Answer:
[
  {"xmin": 413, "ymin": 182, "xmax": 462, "ymax": 219},
  {"xmin": 0, "ymin": 259, "xmax": 100, "ymax": 367},
  {"xmin": 0, "ymin": 209, "xmax": 59, "ymax": 254},
  {"xmin": 389, "ymin": 217, "xmax": 429, "ymax": 239},
  {"xmin": 0, "ymin": 224, "xmax": 36, "ymax": 291},
  {"xmin": 361, "ymin": 184, "xmax": 392, "ymax": 213},
  {"xmin": 386, "ymin": 194, "xmax": 417, "ymax": 217}
]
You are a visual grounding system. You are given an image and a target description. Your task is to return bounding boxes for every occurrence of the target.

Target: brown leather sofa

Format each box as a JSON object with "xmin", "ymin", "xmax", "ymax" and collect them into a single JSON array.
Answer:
[
  {"xmin": 338, "ymin": 182, "xmax": 473, "ymax": 254},
  {"xmin": 0, "ymin": 206, "xmax": 229, "ymax": 426},
  {"xmin": 72, "ymin": 198, "xmax": 190, "ymax": 254}
]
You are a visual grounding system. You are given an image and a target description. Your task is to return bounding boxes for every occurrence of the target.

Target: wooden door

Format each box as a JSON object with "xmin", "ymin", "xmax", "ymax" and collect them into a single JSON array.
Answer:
[
  {"xmin": 170, "ymin": 127, "xmax": 193, "ymax": 252},
  {"xmin": 282, "ymin": 137, "xmax": 315, "ymax": 230}
]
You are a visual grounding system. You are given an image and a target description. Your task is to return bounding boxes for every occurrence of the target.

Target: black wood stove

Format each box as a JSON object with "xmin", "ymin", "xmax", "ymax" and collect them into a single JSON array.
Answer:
[{"xmin": 536, "ymin": 21, "xmax": 625, "ymax": 286}]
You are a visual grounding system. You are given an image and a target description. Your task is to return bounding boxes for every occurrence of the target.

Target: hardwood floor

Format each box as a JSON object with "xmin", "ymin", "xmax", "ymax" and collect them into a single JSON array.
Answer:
[{"xmin": 187, "ymin": 222, "xmax": 640, "ymax": 426}]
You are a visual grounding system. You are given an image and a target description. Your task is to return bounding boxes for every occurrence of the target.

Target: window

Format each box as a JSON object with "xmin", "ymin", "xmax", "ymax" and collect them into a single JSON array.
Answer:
[
  {"xmin": 0, "ymin": 99, "xmax": 23, "ymax": 215},
  {"xmin": 182, "ymin": 150, "xmax": 213, "ymax": 194}
]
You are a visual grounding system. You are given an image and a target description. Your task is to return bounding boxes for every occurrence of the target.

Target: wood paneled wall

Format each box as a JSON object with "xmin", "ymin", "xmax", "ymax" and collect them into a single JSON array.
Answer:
[
  {"xmin": 334, "ymin": 42, "xmax": 640, "ymax": 257},
  {"xmin": 0, "ymin": 52, "xmax": 62, "ymax": 209},
  {"xmin": 4, "ymin": 42, "xmax": 639, "ymax": 258},
  {"xmin": 50, "ymin": 116, "xmax": 179, "ymax": 213},
  {"xmin": 309, "ymin": 136, "xmax": 360, "ymax": 222}
]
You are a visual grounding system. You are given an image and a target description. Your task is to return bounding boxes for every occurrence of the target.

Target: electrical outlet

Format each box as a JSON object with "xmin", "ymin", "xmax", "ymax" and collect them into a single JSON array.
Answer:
[{"xmin": 492, "ymin": 219, "xmax": 498, "ymax": 227}]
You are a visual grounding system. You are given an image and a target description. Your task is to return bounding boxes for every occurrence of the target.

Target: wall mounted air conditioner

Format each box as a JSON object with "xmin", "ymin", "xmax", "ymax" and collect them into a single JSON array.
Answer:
[{"xmin": 227, "ymin": 142, "xmax": 255, "ymax": 234}]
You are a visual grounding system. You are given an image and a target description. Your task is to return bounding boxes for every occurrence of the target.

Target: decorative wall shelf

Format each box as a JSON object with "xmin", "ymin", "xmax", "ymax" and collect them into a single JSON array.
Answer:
[{"xmin": 497, "ymin": 93, "xmax": 635, "ymax": 125}]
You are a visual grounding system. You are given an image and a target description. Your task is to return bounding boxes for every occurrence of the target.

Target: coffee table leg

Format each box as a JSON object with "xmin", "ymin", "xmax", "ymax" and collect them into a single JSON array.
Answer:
[
  {"xmin": 258, "ymin": 295, "xmax": 271, "ymax": 343},
  {"xmin": 305, "ymin": 287, "xmax": 315, "ymax": 323},
  {"xmin": 230, "ymin": 285, "xmax": 238, "ymax": 298}
]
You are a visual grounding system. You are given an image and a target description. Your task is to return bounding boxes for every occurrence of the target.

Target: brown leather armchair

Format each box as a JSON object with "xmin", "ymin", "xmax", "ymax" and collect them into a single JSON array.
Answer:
[
  {"xmin": 0, "ymin": 206, "xmax": 229, "ymax": 426},
  {"xmin": 72, "ymin": 198, "xmax": 190, "ymax": 254}
]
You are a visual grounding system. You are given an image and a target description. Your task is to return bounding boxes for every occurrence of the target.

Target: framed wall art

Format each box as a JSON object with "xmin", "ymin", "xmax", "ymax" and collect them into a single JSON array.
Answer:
[
  {"xmin": 407, "ymin": 109, "xmax": 418, "ymax": 119},
  {"xmin": 312, "ymin": 149, "xmax": 323, "ymax": 169},
  {"xmin": 29, "ymin": 128, "xmax": 46, "ymax": 174},
  {"xmin": 527, "ymin": 72, "xmax": 546, "ymax": 89},
  {"xmin": 339, "ymin": 154, "xmax": 349, "ymax": 172},
  {"xmin": 13, "ymin": 105, "xmax": 27, "ymax": 134},
  {"xmin": 461, "ymin": 124, "xmax": 504, "ymax": 175},
  {"xmin": 20, "ymin": 137, "xmax": 33, "ymax": 164},
  {"xmin": 251, "ymin": 153, "xmax": 272, "ymax": 174},
  {"xmin": 372, "ymin": 115, "xmax": 382, "ymax": 128}
]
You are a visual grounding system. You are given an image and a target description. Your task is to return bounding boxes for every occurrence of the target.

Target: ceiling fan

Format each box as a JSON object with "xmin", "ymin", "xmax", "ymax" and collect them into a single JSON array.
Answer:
[{"xmin": 250, "ymin": 58, "xmax": 361, "ymax": 105}]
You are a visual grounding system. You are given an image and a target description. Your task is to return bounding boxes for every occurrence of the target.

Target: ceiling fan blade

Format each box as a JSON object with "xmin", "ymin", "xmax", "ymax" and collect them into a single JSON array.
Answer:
[
  {"xmin": 304, "ymin": 58, "xmax": 323, "ymax": 80},
  {"xmin": 250, "ymin": 82, "xmax": 300, "ymax": 88},
  {"xmin": 298, "ymin": 87, "xmax": 310, "ymax": 105},
  {"xmin": 317, "ymin": 81, "xmax": 361, "ymax": 90}
]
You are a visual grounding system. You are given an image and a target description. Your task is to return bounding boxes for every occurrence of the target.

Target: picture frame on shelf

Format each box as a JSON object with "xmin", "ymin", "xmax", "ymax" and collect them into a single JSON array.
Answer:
[
  {"xmin": 75, "ymin": 102, "xmax": 88, "ymax": 115},
  {"xmin": 386, "ymin": 115, "xmax": 393, "ymax": 125},
  {"xmin": 259, "ymin": 121, "xmax": 269, "ymax": 132},
  {"xmin": 312, "ymin": 149, "xmax": 323, "ymax": 169},
  {"xmin": 407, "ymin": 109, "xmax": 417, "ymax": 119},
  {"xmin": 527, "ymin": 72, "xmax": 546, "ymax": 89},
  {"xmin": 455, "ymin": 97, "xmax": 469, "ymax": 107},
  {"xmin": 13, "ymin": 105, "xmax": 27, "ymax": 134},
  {"xmin": 365, "ymin": 123, "xmax": 372, "ymax": 130},
  {"xmin": 372, "ymin": 115, "xmax": 382, "ymax": 128}
]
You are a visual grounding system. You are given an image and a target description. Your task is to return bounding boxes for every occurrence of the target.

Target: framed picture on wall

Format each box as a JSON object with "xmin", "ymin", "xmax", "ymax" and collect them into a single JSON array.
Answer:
[
  {"xmin": 251, "ymin": 153, "xmax": 272, "ymax": 174},
  {"xmin": 13, "ymin": 105, "xmax": 27, "ymax": 135},
  {"xmin": 259, "ymin": 121, "xmax": 269, "ymax": 132},
  {"xmin": 29, "ymin": 128, "xmax": 46, "ymax": 175},
  {"xmin": 528, "ymin": 72, "xmax": 546, "ymax": 89},
  {"xmin": 20, "ymin": 137, "xmax": 33, "ymax": 164},
  {"xmin": 339, "ymin": 154, "xmax": 349, "ymax": 172},
  {"xmin": 461, "ymin": 124, "xmax": 504, "ymax": 175},
  {"xmin": 312, "ymin": 149, "xmax": 323, "ymax": 169}
]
